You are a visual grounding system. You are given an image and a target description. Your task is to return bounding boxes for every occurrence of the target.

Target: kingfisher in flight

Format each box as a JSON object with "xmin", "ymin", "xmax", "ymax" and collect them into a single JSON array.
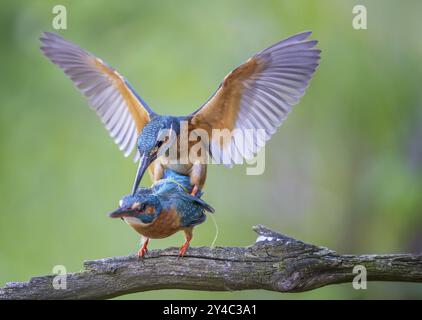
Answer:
[
  {"xmin": 41, "ymin": 31, "xmax": 320, "ymax": 196},
  {"xmin": 109, "ymin": 169, "xmax": 214, "ymax": 257}
]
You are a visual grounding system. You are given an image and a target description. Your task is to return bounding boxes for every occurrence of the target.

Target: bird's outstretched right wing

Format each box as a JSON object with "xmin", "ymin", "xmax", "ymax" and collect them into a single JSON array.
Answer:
[{"xmin": 189, "ymin": 31, "xmax": 320, "ymax": 166}]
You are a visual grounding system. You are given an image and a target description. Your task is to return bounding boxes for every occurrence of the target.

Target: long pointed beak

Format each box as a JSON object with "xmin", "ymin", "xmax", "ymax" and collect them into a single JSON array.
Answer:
[
  {"xmin": 131, "ymin": 153, "xmax": 149, "ymax": 195},
  {"xmin": 108, "ymin": 207, "xmax": 131, "ymax": 218}
]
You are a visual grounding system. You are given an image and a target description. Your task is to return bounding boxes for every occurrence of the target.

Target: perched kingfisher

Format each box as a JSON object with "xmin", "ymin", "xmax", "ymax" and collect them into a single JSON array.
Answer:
[
  {"xmin": 108, "ymin": 169, "xmax": 214, "ymax": 257},
  {"xmin": 41, "ymin": 31, "xmax": 320, "ymax": 195}
]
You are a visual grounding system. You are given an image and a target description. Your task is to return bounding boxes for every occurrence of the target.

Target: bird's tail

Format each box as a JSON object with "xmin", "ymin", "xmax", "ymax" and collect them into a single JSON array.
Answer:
[
  {"xmin": 192, "ymin": 196, "xmax": 215, "ymax": 213},
  {"xmin": 179, "ymin": 192, "xmax": 215, "ymax": 213},
  {"xmin": 198, "ymin": 199, "xmax": 215, "ymax": 213}
]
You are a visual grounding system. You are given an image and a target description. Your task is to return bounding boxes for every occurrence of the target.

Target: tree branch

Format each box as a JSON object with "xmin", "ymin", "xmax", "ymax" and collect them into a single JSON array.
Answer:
[{"xmin": 1, "ymin": 225, "xmax": 421, "ymax": 299}]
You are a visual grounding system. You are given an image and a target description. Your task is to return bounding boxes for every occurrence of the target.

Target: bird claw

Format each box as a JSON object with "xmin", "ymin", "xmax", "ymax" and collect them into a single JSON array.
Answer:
[
  {"xmin": 137, "ymin": 239, "xmax": 149, "ymax": 259},
  {"xmin": 137, "ymin": 247, "xmax": 148, "ymax": 259},
  {"xmin": 190, "ymin": 185, "xmax": 199, "ymax": 197},
  {"xmin": 178, "ymin": 243, "xmax": 189, "ymax": 258}
]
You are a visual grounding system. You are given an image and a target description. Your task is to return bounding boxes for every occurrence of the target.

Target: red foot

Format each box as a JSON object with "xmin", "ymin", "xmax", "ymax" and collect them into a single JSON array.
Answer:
[
  {"xmin": 191, "ymin": 185, "xmax": 199, "ymax": 196},
  {"xmin": 178, "ymin": 240, "xmax": 190, "ymax": 257},
  {"xmin": 137, "ymin": 238, "xmax": 149, "ymax": 258}
]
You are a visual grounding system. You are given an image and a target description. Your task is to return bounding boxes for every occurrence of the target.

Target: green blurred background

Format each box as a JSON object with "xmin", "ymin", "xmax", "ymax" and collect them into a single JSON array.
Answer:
[{"xmin": 0, "ymin": 0, "xmax": 421, "ymax": 299}]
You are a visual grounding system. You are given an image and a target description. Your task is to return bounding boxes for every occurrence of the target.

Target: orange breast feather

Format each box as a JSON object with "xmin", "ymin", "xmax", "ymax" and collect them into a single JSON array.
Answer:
[{"xmin": 129, "ymin": 207, "xmax": 182, "ymax": 239}]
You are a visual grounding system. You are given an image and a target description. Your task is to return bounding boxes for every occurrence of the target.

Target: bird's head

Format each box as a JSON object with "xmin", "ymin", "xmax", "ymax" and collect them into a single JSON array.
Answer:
[
  {"xmin": 109, "ymin": 188, "xmax": 162, "ymax": 223},
  {"xmin": 132, "ymin": 116, "xmax": 180, "ymax": 195}
]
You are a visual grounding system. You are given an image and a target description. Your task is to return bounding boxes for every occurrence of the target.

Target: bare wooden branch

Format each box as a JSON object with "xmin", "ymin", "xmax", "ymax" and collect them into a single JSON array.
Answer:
[{"xmin": 1, "ymin": 225, "xmax": 421, "ymax": 299}]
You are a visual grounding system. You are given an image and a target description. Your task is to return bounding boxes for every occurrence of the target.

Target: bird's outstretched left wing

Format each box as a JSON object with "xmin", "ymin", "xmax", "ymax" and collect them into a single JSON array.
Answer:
[
  {"xmin": 189, "ymin": 31, "xmax": 320, "ymax": 166},
  {"xmin": 40, "ymin": 32, "xmax": 155, "ymax": 161}
]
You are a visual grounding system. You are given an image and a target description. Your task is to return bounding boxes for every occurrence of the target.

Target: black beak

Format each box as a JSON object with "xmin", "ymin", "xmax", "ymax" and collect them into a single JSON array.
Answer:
[
  {"xmin": 131, "ymin": 153, "xmax": 151, "ymax": 195},
  {"xmin": 108, "ymin": 207, "xmax": 131, "ymax": 218}
]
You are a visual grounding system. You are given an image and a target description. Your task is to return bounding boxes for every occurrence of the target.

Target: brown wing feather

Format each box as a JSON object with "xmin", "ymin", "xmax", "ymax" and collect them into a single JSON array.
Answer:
[
  {"xmin": 190, "ymin": 56, "xmax": 264, "ymax": 136},
  {"xmin": 93, "ymin": 58, "xmax": 150, "ymax": 134},
  {"xmin": 40, "ymin": 32, "xmax": 154, "ymax": 162},
  {"xmin": 189, "ymin": 32, "xmax": 320, "ymax": 166}
]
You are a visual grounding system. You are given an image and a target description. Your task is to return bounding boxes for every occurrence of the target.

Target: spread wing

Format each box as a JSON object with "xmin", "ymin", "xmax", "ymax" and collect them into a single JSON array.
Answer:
[
  {"xmin": 189, "ymin": 31, "xmax": 320, "ymax": 166},
  {"xmin": 40, "ymin": 32, "xmax": 155, "ymax": 162}
]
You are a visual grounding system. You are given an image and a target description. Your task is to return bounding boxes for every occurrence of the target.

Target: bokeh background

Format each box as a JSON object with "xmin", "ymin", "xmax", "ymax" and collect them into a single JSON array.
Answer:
[{"xmin": 1, "ymin": 0, "xmax": 421, "ymax": 299}]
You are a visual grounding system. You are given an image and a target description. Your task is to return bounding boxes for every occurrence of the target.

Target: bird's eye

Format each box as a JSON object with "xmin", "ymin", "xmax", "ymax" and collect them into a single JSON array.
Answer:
[
  {"xmin": 150, "ymin": 146, "xmax": 158, "ymax": 155},
  {"xmin": 137, "ymin": 203, "xmax": 147, "ymax": 212},
  {"xmin": 150, "ymin": 141, "xmax": 164, "ymax": 156}
]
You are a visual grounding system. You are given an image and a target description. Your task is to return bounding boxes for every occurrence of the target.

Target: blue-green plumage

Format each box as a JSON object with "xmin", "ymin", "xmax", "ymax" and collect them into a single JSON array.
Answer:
[
  {"xmin": 109, "ymin": 169, "xmax": 214, "ymax": 257},
  {"xmin": 137, "ymin": 116, "xmax": 181, "ymax": 153},
  {"xmin": 132, "ymin": 115, "xmax": 187, "ymax": 195},
  {"xmin": 162, "ymin": 169, "xmax": 191, "ymax": 189},
  {"xmin": 111, "ymin": 169, "xmax": 214, "ymax": 227}
]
